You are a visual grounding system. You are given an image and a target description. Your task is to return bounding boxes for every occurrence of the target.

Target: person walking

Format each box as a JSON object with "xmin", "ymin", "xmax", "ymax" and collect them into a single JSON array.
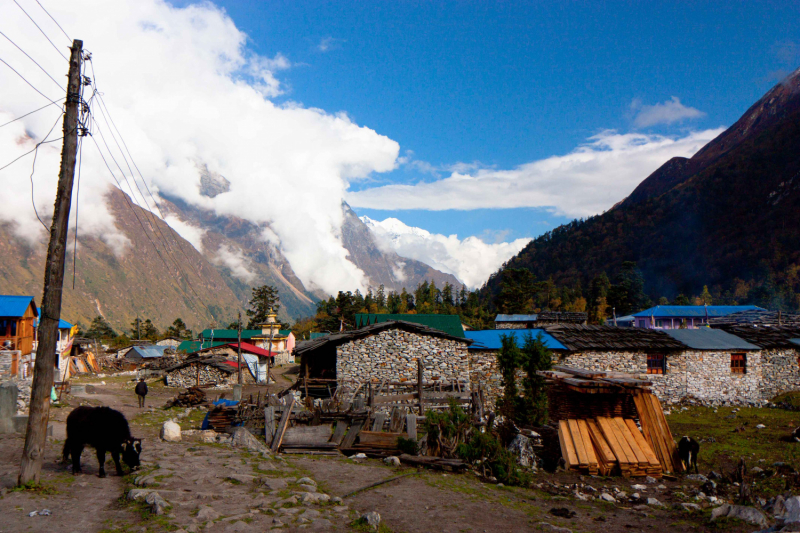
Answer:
[{"xmin": 135, "ymin": 378, "xmax": 148, "ymax": 408}]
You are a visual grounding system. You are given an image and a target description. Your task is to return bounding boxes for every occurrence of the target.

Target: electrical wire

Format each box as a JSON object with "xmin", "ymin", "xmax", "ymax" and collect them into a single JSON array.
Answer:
[
  {"xmin": 0, "ymin": 56, "xmax": 63, "ymax": 108},
  {"xmin": 12, "ymin": 0, "xmax": 67, "ymax": 61},
  {"xmin": 0, "ymin": 98, "xmax": 64, "ymax": 129},
  {"xmin": 27, "ymin": 110, "xmax": 64, "ymax": 230},
  {"xmin": 0, "ymin": 30, "xmax": 65, "ymax": 90},
  {"xmin": 33, "ymin": 0, "xmax": 71, "ymax": 43}
]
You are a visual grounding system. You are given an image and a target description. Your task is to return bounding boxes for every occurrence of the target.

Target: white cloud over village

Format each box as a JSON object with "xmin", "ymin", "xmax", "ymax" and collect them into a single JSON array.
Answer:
[
  {"xmin": 348, "ymin": 128, "xmax": 724, "ymax": 219},
  {"xmin": 631, "ymin": 96, "xmax": 706, "ymax": 128},
  {"xmin": 0, "ymin": 0, "xmax": 398, "ymax": 295}
]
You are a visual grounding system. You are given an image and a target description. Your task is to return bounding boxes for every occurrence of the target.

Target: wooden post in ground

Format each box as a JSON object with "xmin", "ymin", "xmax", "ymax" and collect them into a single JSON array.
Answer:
[
  {"xmin": 19, "ymin": 40, "xmax": 83, "ymax": 486},
  {"xmin": 417, "ymin": 358, "xmax": 424, "ymax": 415}
]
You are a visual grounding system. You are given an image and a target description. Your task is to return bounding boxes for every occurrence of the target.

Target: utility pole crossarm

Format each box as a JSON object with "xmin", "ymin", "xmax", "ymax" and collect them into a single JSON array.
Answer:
[{"xmin": 19, "ymin": 39, "xmax": 83, "ymax": 486}]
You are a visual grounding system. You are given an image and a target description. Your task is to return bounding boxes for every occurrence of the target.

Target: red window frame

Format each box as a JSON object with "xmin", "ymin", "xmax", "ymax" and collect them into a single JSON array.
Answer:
[
  {"xmin": 731, "ymin": 353, "xmax": 746, "ymax": 374},
  {"xmin": 647, "ymin": 352, "xmax": 666, "ymax": 374}
]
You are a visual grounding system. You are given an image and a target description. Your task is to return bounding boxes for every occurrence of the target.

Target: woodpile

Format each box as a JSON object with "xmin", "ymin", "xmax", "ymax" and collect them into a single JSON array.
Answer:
[
  {"xmin": 165, "ymin": 386, "xmax": 207, "ymax": 408},
  {"xmin": 540, "ymin": 365, "xmax": 683, "ymax": 475}
]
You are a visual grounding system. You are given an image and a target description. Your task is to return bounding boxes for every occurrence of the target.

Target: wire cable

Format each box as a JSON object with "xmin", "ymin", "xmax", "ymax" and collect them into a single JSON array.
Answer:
[
  {"xmin": 12, "ymin": 0, "xmax": 67, "ymax": 61},
  {"xmin": 33, "ymin": 0, "xmax": 71, "ymax": 43},
  {"xmin": 0, "ymin": 98, "xmax": 64, "ymax": 129},
  {"xmin": 28, "ymin": 110, "xmax": 64, "ymax": 230},
  {"xmin": 0, "ymin": 30, "xmax": 65, "ymax": 90},
  {"xmin": 0, "ymin": 117, "xmax": 63, "ymax": 173},
  {"xmin": 0, "ymin": 56, "xmax": 63, "ymax": 108}
]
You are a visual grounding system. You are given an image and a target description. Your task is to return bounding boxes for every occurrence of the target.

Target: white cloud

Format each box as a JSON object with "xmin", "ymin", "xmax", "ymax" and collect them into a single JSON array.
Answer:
[
  {"xmin": 348, "ymin": 129, "xmax": 724, "ymax": 219},
  {"xmin": 163, "ymin": 215, "xmax": 206, "ymax": 252},
  {"xmin": 212, "ymin": 244, "xmax": 256, "ymax": 282},
  {"xmin": 362, "ymin": 217, "xmax": 530, "ymax": 289},
  {"xmin": 317, "ymin": 37, "xmax": 344, "ymax": 52},
  {"xmin": 631, "ymin": 97, "xmax": 706, "ymax": 128},
  {"xmin": 0, "ymin": 0, "xmax": 399, "ymax": 295}
]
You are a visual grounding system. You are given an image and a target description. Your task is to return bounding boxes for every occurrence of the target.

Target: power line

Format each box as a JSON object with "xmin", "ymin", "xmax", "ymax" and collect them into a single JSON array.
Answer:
[
  {"xmin": 0, "ymin": 98, "xmax": 64, "ymax": 129},
  {"xmin": 0, "ymin": 30, "xmax": 65, "ymax": 90},
  {"xmin": 33, "ymin": 0, "xmax": 71, "ymax": 43},
  {"xmin": 12, "ymin": 0, "xmax": 67, "ymax": 61},
  {"xmin": 0, "ymin": 119, "xmax": 63, "ymax": 173},
  {"xmin": 28, "ymin": 110, "xmax": 64, "ymax": 230},
  {"xmin": 0, "ymin": 56, "xmax": 63, "ymax": 108}
]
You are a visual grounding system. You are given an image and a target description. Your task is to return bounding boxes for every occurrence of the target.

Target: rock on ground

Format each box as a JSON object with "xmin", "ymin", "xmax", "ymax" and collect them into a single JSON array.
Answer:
[
  {"xmin": 711, "ymin": 504, "xmax": 768, "ymax": 528},
  {"xmin": 230, "ymin": 427, "xmax": 270, "ymax": 454},
  {"xmin": 361, "ymin": 511, "xmax": 381, "ymax": 530},
  {"xmin": 383, "ymin": 456, "xmax": 401, "ymax": 467},
  {"xmin": 508, "ymin": 434, "xmax": 538, "ymax": 470},
  {"xmin": 161, "ymin": 420, "xmax": 181, "ymax": 442}
]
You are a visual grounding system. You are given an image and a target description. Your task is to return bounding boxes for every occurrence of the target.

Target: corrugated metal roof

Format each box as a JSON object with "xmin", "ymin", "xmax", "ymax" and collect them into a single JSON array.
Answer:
[
  {"xmin": 127, "ymin": 345, "xmax": 169, "ymax": 359},
  {"xmin": 0, "ymin": 295, "xmax": 38, "ymax": 318},
  {"xmin": 309, "ymin": 332, "xmax": 328, "ymax": 340},
  {"xmin": 354, "ymin": 314, "xmax": 465, "ymax": 338},
  {"xmin": 544, "ymin": 324, "xmax": 686, "ymax": 351},
  {"xmin": 662, "ymin": 328, "xmax": 760, "ymax": 350},
  {"xmin": 200, "ymin": 329, "xmax": 262, "ymax": 340},
  {"xmin": 177, "ymin": 340, "xmax": 228, "ymax": 353},
  {"xmin": 465, "ymin": 329, "xmax": 567, "ymax": 351},
  {"xmin": 631, "ymin": 305, "xmax": 764, "ymax": 318},
  {"xmin": 33, "ymin": 318, "xmax": 72, "ymax": 329},
  {"xmin": 495, "ymin": 314, "xmax": 538, "ymax": 322}
]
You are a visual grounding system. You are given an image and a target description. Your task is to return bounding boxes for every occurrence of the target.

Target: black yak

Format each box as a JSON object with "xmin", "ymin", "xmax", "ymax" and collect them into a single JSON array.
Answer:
[
  {"xmin": 678, "ymin": 436, "xmax": 699, "ymax": 474},
  {"xmin": 63, "ymin": 406, "xmax": 141, "ymax": 477}
]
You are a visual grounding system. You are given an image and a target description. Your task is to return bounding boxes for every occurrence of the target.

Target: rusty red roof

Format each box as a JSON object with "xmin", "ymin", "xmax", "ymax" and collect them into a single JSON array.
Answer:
[{"xmin": 226, "ymin": 342, "xmax": 274, "ymax": 358}]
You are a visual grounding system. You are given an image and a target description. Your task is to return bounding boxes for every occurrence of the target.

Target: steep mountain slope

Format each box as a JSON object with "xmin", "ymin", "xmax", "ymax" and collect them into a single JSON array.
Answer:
[
  {"xmin": 340, "ymin": 203, "xmax": 464, "ymax": 291},
  {"xmin": 484, "ymin": 68, "xmax": 800, "ymax": 305},
  {"xmin": 0, "ymin": 187, "xmax": 242, "ymax": 331}
]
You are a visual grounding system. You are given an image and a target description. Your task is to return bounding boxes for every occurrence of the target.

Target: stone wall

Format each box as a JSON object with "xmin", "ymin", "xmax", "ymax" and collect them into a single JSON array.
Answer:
[
  {"xmin": 336, "ymin": 329, "xmax": 470, "ymax": 389},
  {"xmin": 165, "ymin": 365, "xmax": 237, "ymax": 388},
  {"xmin": 0, "ymin": 351, "xmax": 14, "ymax": 378},
  {"xmin": 761, "ymin": 350, "xmax": 800, "ymax": 400},
  {"xmin": 495, "ymin": 323, "xmax": 527, "ymax": 329}
]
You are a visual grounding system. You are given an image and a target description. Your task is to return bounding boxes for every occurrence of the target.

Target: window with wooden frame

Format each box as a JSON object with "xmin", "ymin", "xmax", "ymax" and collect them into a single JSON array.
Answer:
[
  {"xmin": 647, "ymin": 352, "xmax": 666, "ymax": 374},
  {"xmin": 731, "ymin": 353, "xmax": 746, "ymax": 374}
]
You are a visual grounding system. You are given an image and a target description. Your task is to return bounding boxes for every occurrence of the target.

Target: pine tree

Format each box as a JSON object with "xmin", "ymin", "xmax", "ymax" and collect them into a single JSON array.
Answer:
[
  {"xmin": 497, "ymin": 334, "xmax": 523, "ymax": 420},
  {"xmin": 246, "ymin": 285, "xmax": 281, "ymax": 329},
  {"xmin": 520, "ymin": 332, "xmax": 552, "ymax": 425}
]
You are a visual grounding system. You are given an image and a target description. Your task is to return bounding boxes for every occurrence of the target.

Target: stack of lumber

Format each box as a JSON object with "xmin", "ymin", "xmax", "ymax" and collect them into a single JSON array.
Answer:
[
  {"xmin": 165, "ymin": 386, "xmax": 207, "ymax": 407},
  {"xmin": 207, "ymin": 406, "xmax": 237, "ymax": 431},
  {"xmin": 633, "ymin": 392, "xmax": 683, "ymax": 473},
  {"xmin": 558, "ymin": 416, "xmax": 662, "ymax": 477},
  {"xmin": 280, "ymin": 424, "xmax": 340, "ymax": 455}
]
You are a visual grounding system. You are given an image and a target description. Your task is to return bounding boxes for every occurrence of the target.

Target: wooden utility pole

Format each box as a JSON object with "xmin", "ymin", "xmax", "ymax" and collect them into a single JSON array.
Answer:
[
  {"xmin": 19, "ymin": 40, "xmax": 83, "ymax": 485},
  {"xmin": 237, "ymin": 311, "xmax": 242, "ymax": 384}
]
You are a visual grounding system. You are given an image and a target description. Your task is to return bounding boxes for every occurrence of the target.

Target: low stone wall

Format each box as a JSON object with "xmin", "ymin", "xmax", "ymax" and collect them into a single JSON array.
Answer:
[
  {"xmin": 495, "ymin": 323, "xmax": 527, "ymax": 329},
  {"xmin": 0, "ymin": 351, "xmax": 14, "ymax": 378},
  {"xmin": 761, "ymin": 350, "xmax": 800, "ymax": 400},
  {"xmin": 336, "ymin": 329, "xmax": 470, "ymax": 389},
  {"xmin": 165, "ymin": 366, "xmax": 236, "ymax": 388}
]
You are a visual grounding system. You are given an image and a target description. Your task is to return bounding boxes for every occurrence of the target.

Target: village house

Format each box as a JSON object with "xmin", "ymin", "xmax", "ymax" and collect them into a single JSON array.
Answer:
[
  {"xmin": 355, "ymin": 313, "xmax": 467, "ymax": 338},
  {"xmin": 163, "ymin": 355, "xmax": 248, "ymax": 387},
  {"xmin": 34, "ymin": 317, "xmax": 76, "ymax": 380},
  {"xmin": 186, "ymin": 341, "xmax": 274, "ymax": 383},
  {"xmin": 294, "ymin": 320, "xmax": 472, "ymax": 398},
  {"xmin": 196, "ymin": 310, "xmax": 295, "ymax": 365},
  {"xmin": 631, "ymin": 305, "xmax": 763, "ymax": 329},
  {"xmin": 0, "ymin": 295, "xmax": 38, "ymax": 378},
  {"xmin": 494, "ymin": 312, "xmax": 588, "ymax": 329},
  {"xmin": 125, "ymin": 345, "xmax": 169, "ymax": 362},
  {"xmin": 156, "ymin": 336, "xmax": 184, "ymax": 348}
]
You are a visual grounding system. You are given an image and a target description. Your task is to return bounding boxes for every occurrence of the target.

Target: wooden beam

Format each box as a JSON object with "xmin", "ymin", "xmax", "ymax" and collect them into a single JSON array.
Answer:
[{"xmin": 270, "ymin": 395, "xmax": 295, "ymax": 452}]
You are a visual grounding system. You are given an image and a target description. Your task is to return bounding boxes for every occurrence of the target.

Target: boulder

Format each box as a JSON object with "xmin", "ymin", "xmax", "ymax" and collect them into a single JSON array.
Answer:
[
  {"xmin": 360, "ymin": 511, "xmax": 381, "ymax": 530},
  {"xmin": 199, "ymin": 430, "xmax": 217, "ymax": 443},
  {"xmin": 781, "ymin": 495, "xmax": 800, "ymax": 525},
  {"xmin": 161, "ymin": 421, "xmax": 181, "ymax": 442},
  {"xmin": 196, "ymin": 505, "xmax": 220, "ymax": 521},
  {"xmin": 646, "ymin": 498, "xmax": 665, "ymax": 508},
  {"xmin": 230, "ymin": 427, "xmax": 270, "ymax": 454},
  {"xmin": 599, "ymin": 493, "xmax": 616, "ymax": 503},
  {"xmin": 711, "ymin": 504, "xmax": 768, "ymax": 528},
  {"xmin": 144, "ymin": 491, "xmax": 169, "ymax": 515},
  {"xmin": 296, "ymin": 477, "xmax": 316, "ymax": 486},
  {"xmin": 508, "ymin": 434, "xmax": 538, "ymax": 470},
  {"xmin": 383, "ymin": 456, "xmax": 401, "ymax": 467}
]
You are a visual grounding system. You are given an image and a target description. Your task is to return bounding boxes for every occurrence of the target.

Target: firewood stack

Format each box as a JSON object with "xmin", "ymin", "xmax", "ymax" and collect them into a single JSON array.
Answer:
[{"xmin": 165, "ymin": 386, "xmax": 207, "ymax": 408}]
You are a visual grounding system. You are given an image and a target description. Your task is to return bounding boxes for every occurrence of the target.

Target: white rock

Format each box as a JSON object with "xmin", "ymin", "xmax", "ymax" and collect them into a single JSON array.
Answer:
[
  {"xmin": 361, "ymin": 511, "xmax": 381, "ymax": 530},
  {"xmin": 296, "ymin": 477, "xmax": 316, "ymax": 487},
  {"xmin": 756, "ymin": 424, "xmax": 766, "ymax": 429},
  {"xmin": 161, "ymin": 420, "xmax": 182, "ymax": 442},
  {"xmin": 384, "ymin": 456, "xmax": 401, "ymax": 467},
  {"xmin": 599, "ymin": 493, "xmax": 616, "ymax": 503},
  {"xmin": 646, "ymin": 498, "xmax": 664, "ymax": 507},
  {"xmin": 631, "ymin": 484, "xmax": 648, "ymax": 491}
]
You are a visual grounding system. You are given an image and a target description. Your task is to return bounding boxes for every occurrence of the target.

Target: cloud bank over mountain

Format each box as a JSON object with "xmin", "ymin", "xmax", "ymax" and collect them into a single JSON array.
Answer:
[{"xmin": 361, "ymin": 217, "xmax": 529, "ymax": 289}]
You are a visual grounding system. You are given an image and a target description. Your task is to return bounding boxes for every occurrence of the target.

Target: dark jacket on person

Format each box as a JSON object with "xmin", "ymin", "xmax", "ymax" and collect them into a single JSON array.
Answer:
[{"xmin": 135, "ymin": 381, "xmax": 148, "ymax": 396}]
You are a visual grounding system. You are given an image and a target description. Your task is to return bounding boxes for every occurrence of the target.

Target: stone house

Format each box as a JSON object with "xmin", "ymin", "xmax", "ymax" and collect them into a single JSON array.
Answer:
[
  {"xmin": 294, "ymin": 321, "xmax": 472, "ymax": 396},
  {"xmin": 465, "ymin": 328, "xmax": 567, "ymax": 410},
  {"xmin": 163, "ymin": 355, "xmax": 253, "ymax": 387},
  {"xmin": 716, "ymin": 325, "xmax": 800, "ymax": 400},
  {"xmin": 189, "ymin": 342, "xmax": 274, "ymax": 383}
]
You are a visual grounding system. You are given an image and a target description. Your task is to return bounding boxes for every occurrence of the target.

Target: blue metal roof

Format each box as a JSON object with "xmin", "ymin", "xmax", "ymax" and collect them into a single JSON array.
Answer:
[
  {"xmin": 465, "ymin": 329, "xmax": 567, "ymax": 351},
  {"xmin": 495, "ymin": 314, "xmax": 538, "ymax": 322},
  {"xmin": 631, "ymin": 305, "xmax": 764, "ymax": 318},
  {"xmin": 33, "ymin": 318, "xmax": 72, "ymax": 329},
  {"xmin": 0, "ymin": 295, "xmax": 38, "ymax": 318},
  {"xmin": 663, "ymin": 328, "xmax": 760, "ymax": 350},
  {"xmin": 127, "ymin": 345, "xmax": 168, "ymax": 359}
]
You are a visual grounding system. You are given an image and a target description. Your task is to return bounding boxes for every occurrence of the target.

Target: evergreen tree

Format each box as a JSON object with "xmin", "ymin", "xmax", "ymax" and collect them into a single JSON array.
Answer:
[
  {"xmin": 496, "ymin": 268, "xmax": 536, "ymax": 314},
  {"xmin": 520, "ymin": 332, "xmax": 552, "ymax": 425},
  {"xmin": 246, "ymin": 285, "xmax": 281, "ymax": 328},
  {"xmin": 85, "ymin": 316, "xmax": 116, "ymax": 340},
  {"xmin": 588, "ymin": 273, "xmax": 610, "ymax": 324},
  {"xmin": 497, "ymin": 334, "xmax": 523, "ymax": 420},
  {"xmin": 166, "ymin": 318, "xmax": 191, "ymax": 338},
  {"xmin": 376, "ymin": 284, "xmax": 387, "ymax": 309}
]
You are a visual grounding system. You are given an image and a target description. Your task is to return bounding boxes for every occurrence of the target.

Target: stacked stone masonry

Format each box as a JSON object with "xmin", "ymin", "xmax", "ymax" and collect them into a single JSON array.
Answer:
[
  {"xmin": 336, "ymin": 329, "xmax": 470, "ymax": 388},
  {"xmin": 165, "ymin": 365, "xmax": 239, "ymax": 388}
]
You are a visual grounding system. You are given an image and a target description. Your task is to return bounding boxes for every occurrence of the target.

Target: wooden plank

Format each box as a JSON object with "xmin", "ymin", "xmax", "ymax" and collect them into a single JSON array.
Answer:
[
  {"xmin": 553, "ymin": 365, "xmax": 608, "ymax": 379},
  {"xmin": 624, "ymin": 419, "xmax": 661, "ymax": 468},
  {"xmin": 634, "ymin": 393, "xmax": 679, "ymax": 473},
  {"xmin": 373, "ymin": 393, "xmax": 417, "ymax": 405},
  {"xmin": 330, "ymin": 420, "xmax": 348, "ymax": 446},
  {"xmin": 423, "ymin": 392, "xmax": 472, "ymax": 401},
  {"xmin": 646, "ymin": 393, "xmax": 682, "ymax": 472},
  {"xmin": 357, "ymin": 430, "xmax": 405, "ymax": 448},
  {"xmin": 406, "ymin": 413, "xmax": 417, "ymax": 441},
  {"xmin": 340, "ymin": 418, "xmax": 366, "ymax": 449},
  {"xmin": 558, "ymin": 420, "xmax": 578, "ymax": 469},
  {"xmin": 264, "ymin": 406, "xmax": 276, "ymax": 446},
  {"xmin": 282, "ymin": 425, "xmax": 333, "ymax": 446},
  {"xmin": 613, "ymin": 418, "xmax": 649, "ymax": 467},
  {"xmin": 596, "ymin": 417, "xmax": 635, "ymax": 466},
  {"xmin": 576, "ymin": 419, "xmax": 598, "ymax": 470},
  {"xmin": 371, "ymin": 413, "xmax": 387, "ymax": 432},
  {"xmin": 567, "ymin": 419, "xmax": 590, "ymax": 467},
  {"xmin": 389, "ymin": 408, "xmax": 404, "ymax": 433},
  {"xmin": 562, "ymin": 378, "xmax": 609, "ymax": 388},
  {"xmin": 270, "ymin": 395, "xmax": 295, "ymax": 452},
  {"xmin": 586, "ymin": 420, "xmax": 615, "ymax": 464}
]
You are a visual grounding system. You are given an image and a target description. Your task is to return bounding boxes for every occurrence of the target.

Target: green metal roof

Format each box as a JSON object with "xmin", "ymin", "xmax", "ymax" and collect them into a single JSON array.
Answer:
[
  {"xmin": 200, "ymin": 328, "xmax": 292, "ymax": 340},
  {"xmin": 354, "ymin": 314, "xmax": 465, "ymax": 338},
  {"xmin": 176, "ymin": 340, "xmax": 229, "ymax": 353}
]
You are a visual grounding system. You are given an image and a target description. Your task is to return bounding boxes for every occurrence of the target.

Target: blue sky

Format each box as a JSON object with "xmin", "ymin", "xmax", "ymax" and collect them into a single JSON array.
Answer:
[{"xmin": 185, "ymin": 0, "xmax": 799, "ymax": 241}]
